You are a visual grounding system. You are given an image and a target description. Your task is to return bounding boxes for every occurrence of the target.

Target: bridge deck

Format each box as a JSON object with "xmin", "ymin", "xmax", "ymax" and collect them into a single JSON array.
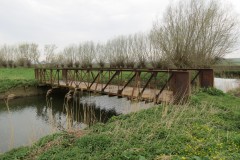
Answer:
[{"xmin": 42, "ymin": 80, "xmax": 173, "ymax": 103}]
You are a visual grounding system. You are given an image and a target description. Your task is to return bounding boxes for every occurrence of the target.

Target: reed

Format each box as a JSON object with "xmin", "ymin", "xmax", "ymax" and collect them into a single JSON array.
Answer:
[{"xmin": 4, "ymin": 94, "xmax": 15, "ymax": 150}]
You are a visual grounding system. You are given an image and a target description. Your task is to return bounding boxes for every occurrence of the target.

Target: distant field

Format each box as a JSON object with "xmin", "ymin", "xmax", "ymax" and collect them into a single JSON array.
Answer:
[
  {"xmin": 0, "ymin": 68, "xmax": 36, "ymax": 93},
  {"xmin": 217, "ymin": 58, "xmax": 240, "ymax": 66},
  {"xmin": 213, "ymin": 58, "xmax": 240, "ymax": 78},
  {"xmin": 0, "ymin": 68, "xmax": 34, "ymax": 80}
]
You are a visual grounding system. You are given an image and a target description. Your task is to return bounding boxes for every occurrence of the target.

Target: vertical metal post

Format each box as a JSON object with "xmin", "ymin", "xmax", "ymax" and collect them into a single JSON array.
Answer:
[
  {"xmin": 87, "ymin": 70, "xmax": 90, "ymax": 90},
  {"xmin": 40, "ymin": 69, "xmax": 43, "ymax": 83},
  {"xmin": 62, "ymin": 69, "xmax": 68, "ymax": 86},
  {"xmin": 50, "ymin": 69, "xmax": 53, "ymax": 85},
  {"xmin": 57, "ymin": 69, "xmax": 60, "ymax": 86},
  {"xmin": 43, "ymin": 69, "xmax": 46, "ymax": 83},
  {"xmin": 199, "ymin": 69, "xmax": 214, "ymax": 88},
  {"xmin": 75, "ymin": 70, "xmax": 79, "ymax": 88},
  {"xmin": 169, "ymin": 71, "xmax": 190, "ymax": 104},
  {"xmin": 34, "ymin": 68, "xmax": 38, "ymax": 80}
]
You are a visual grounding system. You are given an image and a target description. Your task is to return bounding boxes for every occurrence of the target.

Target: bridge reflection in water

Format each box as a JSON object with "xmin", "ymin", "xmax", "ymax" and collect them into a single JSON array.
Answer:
[{"xmin": 46, "ymin": 89, "xmax": 158, "ymax": 130}]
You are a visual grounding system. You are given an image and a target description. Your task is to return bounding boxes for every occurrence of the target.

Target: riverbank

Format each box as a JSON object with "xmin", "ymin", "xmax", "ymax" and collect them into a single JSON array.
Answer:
[
  {"xmin": 0, "ymin": 86, "xmax": 47, "ymax": 100},
  {"xmin": 0, "ymin": 68, "xmax": 44, "ymax": 100},
  {"xmin": 0, "ymin": 68, "xmax": 37, "ymax": 93},
  {"xmin": 1, "ymin": 88, "xmax": 240, "ymax": 159}
]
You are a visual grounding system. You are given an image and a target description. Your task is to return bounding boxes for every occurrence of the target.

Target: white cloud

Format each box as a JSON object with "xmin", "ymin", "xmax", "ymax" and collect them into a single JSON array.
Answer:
[
  {"xmin": 0, "ymin": 0, "xmax": 169, "ymax": 45},
  {"xmin": 0, "ymin": 0, "xmax": 239, "ymax": 58}
]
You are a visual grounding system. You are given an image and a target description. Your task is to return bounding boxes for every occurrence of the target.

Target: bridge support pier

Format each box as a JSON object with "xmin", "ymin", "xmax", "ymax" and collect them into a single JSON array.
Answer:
[
  {"xmin": 170, "ymin": 71, "xmax": 190, "ymax": 104},
  {"xmin": 199, "ymin": 69, "xmax": 214, "ymax": 88}
]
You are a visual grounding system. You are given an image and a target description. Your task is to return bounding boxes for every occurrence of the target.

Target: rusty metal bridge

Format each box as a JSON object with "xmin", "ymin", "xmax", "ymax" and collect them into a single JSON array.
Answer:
[{"xmin": 35, "ymin": 68, "xmax": 214, "ymax": 104}]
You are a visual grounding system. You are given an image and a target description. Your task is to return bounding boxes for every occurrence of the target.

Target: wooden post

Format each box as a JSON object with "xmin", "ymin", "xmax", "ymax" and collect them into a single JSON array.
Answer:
[
  {"xmin": 199, "ymin": 69, "xmax": 214, "ymax": 88},
  {"xmin": 170, "ymin": 71, "xmax": 190, "ymax": 104}
]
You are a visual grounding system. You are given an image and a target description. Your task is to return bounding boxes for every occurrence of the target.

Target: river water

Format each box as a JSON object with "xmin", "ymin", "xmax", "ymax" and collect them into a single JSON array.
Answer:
[
  {"xmin": 0, "ymin": 92, "xmax": 153, "ymax": 153},
  {"xmin": 214, "ymin": 78, "xmax": 240, "ymax": 92}
]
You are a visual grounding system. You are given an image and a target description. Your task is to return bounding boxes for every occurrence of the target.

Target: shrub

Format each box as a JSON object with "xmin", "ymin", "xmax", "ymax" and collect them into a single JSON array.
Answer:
[
  {"xmin": 74, "ymin": 61, "xmax": 80, "ymax": 68},
  {"xmin": 66, "ymin": 61, "xmax": 73, "ymax": 68},
  {"xmin": 1, "ymin": 60, "xmax": 7, "ymax": 68},
  {"xmin": 200, "ymin": 87, "xmax": 225, "ymax": 96},
  {"xmin": 7, "ymin": 60, "xmax": 14, "ymax": 68},
  {"xmin": 16, "ymin": 58, "xmax": 26, "ymax": 67}
]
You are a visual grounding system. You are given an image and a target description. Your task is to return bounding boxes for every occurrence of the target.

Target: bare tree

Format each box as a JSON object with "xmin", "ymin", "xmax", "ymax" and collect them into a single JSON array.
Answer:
[
  {"xmin": 75, "ymin": 44, "xmax": 84, "ymax": 67},
  {"xmin": 17, "ymin": 43, "xmax": 30, "ymax": 65},
  {"xmin": 16, "ymin": 43, "xmax": 40, "ymax": 67},
  {"xmin": 0, "ymin": 44, "xmax": 19, "ymax": 67},
  {"xmin": 103, "ymin": 33, "xmax": 150, "ymax": 68},
  {"xmin": 81, "ymin": 41, "xmax": 96, "ymax": 68},
  {"xmin": 44, "ymin": 44, "xmax": 57, "ymax": 65},
  {"xmin": 95, "ymin": 43, "xmax": 107, "ymax": 67},
  {"xmin": 105, "ymin": 40, "xmax": 116, "ymax": 68},
  {"xmin": 132, "ymin": 33, "xmax": 149, "ymax": 68},
  {"xmin": 63, "ymin": 45, "xmax": 77, "ymax": 67},
  {"xmin": 18, "ymin": 43, "xmax": 29, "ymax": 60},
  {"xmin": 105, "ymin": 37, "xmax": 126, "ymax": 68},
  {"xmin": 75, "ymin": 42, "xmax": 96, "ymax": 68},
  {"xmin": 125, "ymin": 35, "xmax": 136, "ymax": 68},
  {"xmin": 150, "ymin": 0, "xmax": 239, "ymax": 68},
  {"xmin": 29, "ymin": 43, "xmax": 40, "ymax": 65},
  {"xmin": 54, "ymin": 53, "xmax": 65, "ymax": 67},
  {"xmin": 0, "ymin": 45, "xmax": 7, "ymax": 67}
]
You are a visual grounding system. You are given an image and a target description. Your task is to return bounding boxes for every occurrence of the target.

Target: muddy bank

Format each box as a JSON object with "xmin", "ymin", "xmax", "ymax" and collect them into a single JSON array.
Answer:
[{"xmin": 0, "ymin": 86, "xmax": 48, "ymax": 100}]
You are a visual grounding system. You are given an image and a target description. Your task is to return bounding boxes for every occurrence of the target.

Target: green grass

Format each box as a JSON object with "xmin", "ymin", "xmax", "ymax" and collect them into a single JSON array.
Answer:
[
  {"xmin": 0, "ymin": 68, "xmax": 37, "ymax": 93},
  {"xmin": 228, "ymin": 88, "xmax": 240, "ymax": 97},
  {"xmin": 1, "ymin": 88, "xmax": 240, "ymax": 159}
]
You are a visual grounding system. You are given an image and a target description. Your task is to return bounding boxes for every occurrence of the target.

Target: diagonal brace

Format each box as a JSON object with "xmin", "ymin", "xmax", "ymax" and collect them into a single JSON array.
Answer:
[
  {"xmin": 102, "ymin": 71, "xmax": 120, "ymax": 92},
  {"xmin": 155, "ymin": 73, "xmax": 173, "ymax": 100},
  {"xmin": 139, "ymin": 72, "xmax": 156, "ymax": 97},
  {"xmin": 191, "ymin": 71, "xmax": 200, "ymax": 85},
  {"xmin": 89, "ymin": 71, "xmax": 102, "ymax": 89},
  {"xmin": 118, "ymin": 72, "xmax": 136, "ymax": 94}
]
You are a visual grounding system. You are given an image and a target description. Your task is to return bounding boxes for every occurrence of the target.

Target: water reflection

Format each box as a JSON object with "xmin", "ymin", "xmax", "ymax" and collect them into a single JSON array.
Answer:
[{"xmin": 0, "ymin": 90, "xmax": 153, "ymax": 153}]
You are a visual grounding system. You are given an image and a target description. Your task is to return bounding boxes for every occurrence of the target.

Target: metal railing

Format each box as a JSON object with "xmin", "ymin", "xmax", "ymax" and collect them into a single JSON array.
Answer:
[{"xmin": 35, "ymin": 68, "xmax": 213, "ymax": 104}]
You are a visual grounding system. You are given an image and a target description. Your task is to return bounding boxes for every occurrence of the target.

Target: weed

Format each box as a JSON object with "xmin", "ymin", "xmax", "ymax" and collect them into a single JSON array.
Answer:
[{"xmin": 199, "ymin": 87, "xmax": 225, "ymax": 96}]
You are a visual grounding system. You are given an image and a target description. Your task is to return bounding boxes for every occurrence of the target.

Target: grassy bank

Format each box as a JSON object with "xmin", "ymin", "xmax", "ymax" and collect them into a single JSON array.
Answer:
[
  {"xmin": 1, "ymin": 88, "xmax": 240, "ymax": 159},
  {"xmin": 0, "ymin": 68, "xmax": 37, "ymax": 93}
]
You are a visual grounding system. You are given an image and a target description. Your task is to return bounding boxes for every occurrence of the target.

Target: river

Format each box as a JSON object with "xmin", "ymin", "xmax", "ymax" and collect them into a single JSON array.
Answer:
[
  {"xmin": 214, "ymin": 77, "xmax": 240, "ymax": 92},
  {"xmin": 0, "ymin": 92, "xmax": 153, "ymax": 153}
]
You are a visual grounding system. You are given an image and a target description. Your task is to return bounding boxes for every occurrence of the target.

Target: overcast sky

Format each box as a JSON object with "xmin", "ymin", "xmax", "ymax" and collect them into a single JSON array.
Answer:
[{"xmin": 0, "ymin": 0, "xmax": 240, "ymax": 58}]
